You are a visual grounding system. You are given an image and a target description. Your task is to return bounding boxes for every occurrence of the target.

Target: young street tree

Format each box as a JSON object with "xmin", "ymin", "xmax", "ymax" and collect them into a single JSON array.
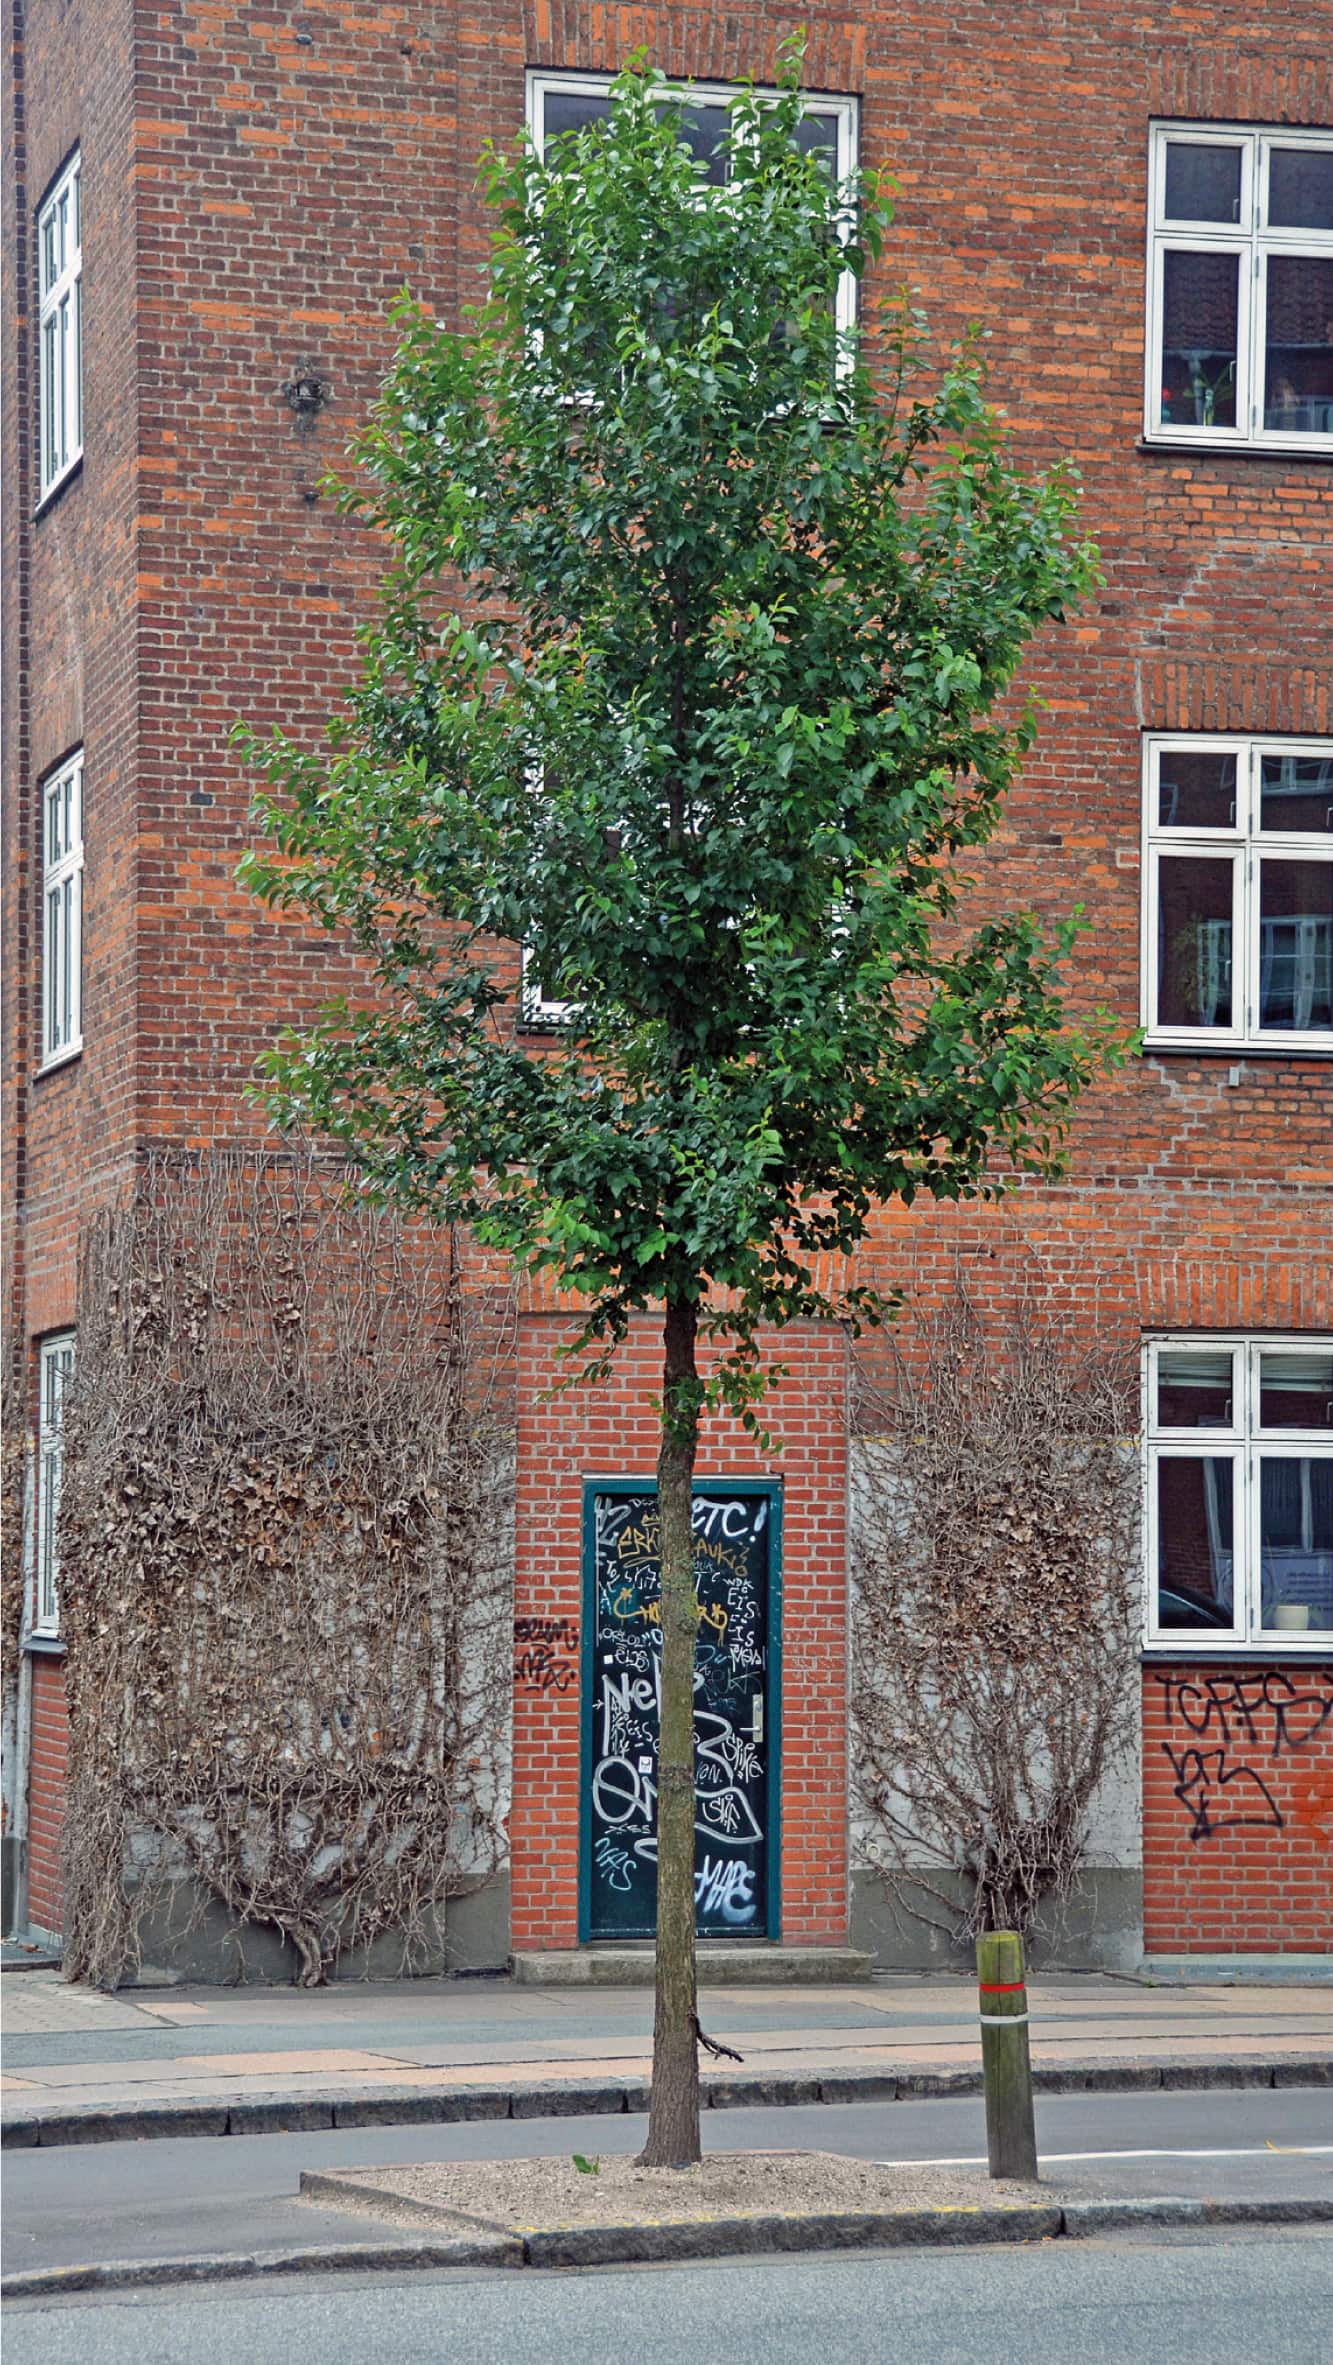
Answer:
[{"xmin": 241, "ymin": 58, "xmax": 1124, "ymax": 2167}]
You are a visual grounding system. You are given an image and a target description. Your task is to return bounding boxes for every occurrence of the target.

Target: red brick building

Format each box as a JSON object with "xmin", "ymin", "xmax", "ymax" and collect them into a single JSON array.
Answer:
[{"xmin": 3, "ymin": 3, "xmax": 1330, "ymax": 1972}]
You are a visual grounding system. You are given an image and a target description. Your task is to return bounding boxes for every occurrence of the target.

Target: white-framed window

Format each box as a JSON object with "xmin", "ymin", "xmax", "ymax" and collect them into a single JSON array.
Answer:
[
  {"xmin": 1145, "ymin": 1335, "xmax": 1333, "ymax": 1651},
  {"xmin": 34, "ymin": 1334, "xmax": 76, "ymax": 1638},
  {"xmin": 1145, "ymin": 123, "xmax": 1333, "ymax": 453},
  {"xmin": 1142, "ymin": 735, "xmax": 1333, "ymax": 1052},
  {"xmin": 41, "ymin": 749, "xmax": 84, "ymax": 1067},
  {"xmin": 526, "ymin": 72, "xmax": 860, "ymax": 354},
  {"xmin": 37, "ymin": 149, "xmax": 83, "ymax": 502},
  {"xmin": 519, "ymin": 943, "xmax": 578, "ymax": 1029}
]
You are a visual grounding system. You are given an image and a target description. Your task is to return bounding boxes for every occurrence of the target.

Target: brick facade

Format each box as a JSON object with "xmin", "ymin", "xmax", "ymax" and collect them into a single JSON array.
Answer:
[
  {"xmin": 24, "ymin": 1655, "xmax": 68, "ymax": 1938},
  {"xmin": 1143, "ymin": 1666, "xmax": 1333, "ymax": 1953},
  {"xmin": 3, "ymin": 2, "xmax": 1330, "ymax": 1960}
]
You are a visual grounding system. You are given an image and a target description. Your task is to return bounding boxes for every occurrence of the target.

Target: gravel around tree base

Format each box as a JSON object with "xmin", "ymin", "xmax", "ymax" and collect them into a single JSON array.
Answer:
[{"xmin": 303, "ymin": 2149, "xmax": 1096, "ymax": 2233}]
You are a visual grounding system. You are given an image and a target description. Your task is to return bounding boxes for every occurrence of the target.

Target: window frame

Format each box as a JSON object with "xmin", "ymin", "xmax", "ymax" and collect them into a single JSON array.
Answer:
[
  {"xmin": 39, "ymin": 748, "xmax": 84, "ymax": 1071},
  {"xmin": 1144, "ymin": 1334, "xmax": 1333, "ymax": 1654},
  {"xmin": 33, "ymin": 1333, "xmax": 76, "ymax": 1640},
  {"xmin": 36, "ymin": 148, "xmax": 83, "ymax": 505},
  {"xmin": 519, "ymin": 942, "xmax": 579, "ymax": 1030},
  {"xmin": 1144, "ymin": 121, "xmax": 1333, "ymax": 455},
  {"xmin": 1141, "ymin": 733, "xmax": 1333, "ymax": 1054},
  {"xmin": 525, "ymin": 71, "xmax": 861, "ymax": 359}
]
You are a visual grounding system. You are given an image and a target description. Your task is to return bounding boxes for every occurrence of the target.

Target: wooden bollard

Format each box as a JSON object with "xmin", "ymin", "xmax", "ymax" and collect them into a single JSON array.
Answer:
[{"xmin": 976, "ymin": 1929, "xmax": 1038, "ymax": 2181}]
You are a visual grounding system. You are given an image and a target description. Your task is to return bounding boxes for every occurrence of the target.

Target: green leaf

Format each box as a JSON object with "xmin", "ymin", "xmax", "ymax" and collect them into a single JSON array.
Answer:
[{"xmin": 235, "ymin": 49, "xmax": 1128, "ymax": 1408}]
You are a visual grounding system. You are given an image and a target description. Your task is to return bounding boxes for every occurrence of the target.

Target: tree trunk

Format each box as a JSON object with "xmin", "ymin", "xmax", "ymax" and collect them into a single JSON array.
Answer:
[{"xmin": 637, "ymin": 1292, "xmax": 702, "ymax": 2168}]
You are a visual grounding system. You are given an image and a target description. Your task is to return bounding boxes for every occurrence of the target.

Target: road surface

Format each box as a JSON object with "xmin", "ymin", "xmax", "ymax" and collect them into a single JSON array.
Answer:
[
  {"xmin": 5, "ymin": 2226, "xmax": 1332, "ymax": 2365},
  {"xmin": 3, "ymin": 2084, "xmax": 1330, "ymax": 2279}
]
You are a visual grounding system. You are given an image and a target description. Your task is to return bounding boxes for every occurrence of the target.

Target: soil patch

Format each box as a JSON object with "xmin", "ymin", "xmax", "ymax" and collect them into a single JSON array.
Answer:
[{"xmin": 302, "ymin": 2147, "xmax": 1090, "ymax": 2235}]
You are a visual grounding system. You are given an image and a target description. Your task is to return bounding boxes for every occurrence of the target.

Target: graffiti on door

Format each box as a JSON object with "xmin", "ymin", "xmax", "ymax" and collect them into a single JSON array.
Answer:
[{"xmin": 585, "ymin": 1487, "xmax": 774, "ymax": 1938}]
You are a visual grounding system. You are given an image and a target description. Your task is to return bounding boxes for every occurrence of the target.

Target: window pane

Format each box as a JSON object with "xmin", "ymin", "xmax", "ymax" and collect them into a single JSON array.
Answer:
[
  {"xmin": 1259, "ymin": 1352, "xmax": 1333, "ymax": 1431},
  {"xmin": 1264, "ymin": 254, "xmax": 1333, "ymax": 434},
  {"xmin": 62, "ymin": 877, "xmax": 73, "ymax": 1038},
  {"xmin": 541, "ymin": 90, "xmax": 613, "ymax": 145},
  {"xmin": 39, "ymin": 1452, "xmax": 59, "ymax": 1625},
  {"xmin": 41, "ymin": 211, "xmax": 57, "ymax": 296},
  {"xmin": 1164, "ymin": 141, "xmax": 1242, "ymax": 224},
  {"xmin": 1156, "ymin": 855, "xmax": 1234, "ymax": 1028},
  {"xmin": 1269, "ymin": 146, "xmax": 1333, "ymax": 231},
  {"xmin": 1259, "ymin": 1457, "xmax": 1333, "ymax": 1632},
  {"xmin": 1260, "ymin": 751, "xmax": 1333, "ymax": 835},
  {"xmin": 46, "ymin": 886, "xmax": 60, "ymax": 1049},
  {"xmin": 1161, "ymin": 251, "xmax": 1239, "ymax": 425},
  {"xmin": 1157, "ymin": 747, "xmax": 1237, "ymax": 830},
  {"xmin": 44, "ymin": 1348, "xmax": 70, "ymax": 1429},
  {"xmin": 62, "ymin": 293, "xmax": 74, "ymax": 455},
  {"xmin": 1257, "ymin": 860, "xmax": 1333, "ymax": 1031},
  {"xmin": 1156, "ymin": 1456, "xmax": 1235, "ymax": 1627},
  {"xmin": 675, "ymin": 101, "xmax": 729, "ymax": 184},
  {"xmin": 42, "ymin": 316, "xmax": 57, "ymax": 477},
  {"xmin": 1156, "ymin": 1348, "xmax": 1234, "ymax": 1429},
  {"xmin": 794, "ymin": 112, "xmax": 840, "ymax": 173}
]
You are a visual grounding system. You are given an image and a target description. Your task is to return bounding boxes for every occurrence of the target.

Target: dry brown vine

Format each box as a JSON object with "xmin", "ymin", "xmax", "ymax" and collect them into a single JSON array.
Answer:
[
  {"xmin": 2, "ymin": 1350, "xmax": 28, "ymax": 1755},
  {"xmin": 57, "ymin": 1149, "xmax": 515, "ymax": 1988},
  {"xmin": 1, "ymin": 1352, "xmax": 26, "ymax": 1675},
  {"xmin": 852, "ymin": 1283, "xmax": 1141, "ymax": 1946}
]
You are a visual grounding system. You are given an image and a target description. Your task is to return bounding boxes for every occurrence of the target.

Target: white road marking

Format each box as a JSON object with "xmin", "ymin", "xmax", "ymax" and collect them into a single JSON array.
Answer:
[{"xmin": 876, "ymin": 2145, "xmax": 1333, "ymax": 2167}]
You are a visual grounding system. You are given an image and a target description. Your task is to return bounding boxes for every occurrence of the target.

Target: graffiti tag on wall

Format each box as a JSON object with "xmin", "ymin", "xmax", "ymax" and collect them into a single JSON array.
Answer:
[
  {"xmin": 1153, "ymin": 1667, "xmax": 1333, "ymax": 1843},
  {"xmin": 514, "ymin": 1614, "xmax": 579, "ymax": 1695}
]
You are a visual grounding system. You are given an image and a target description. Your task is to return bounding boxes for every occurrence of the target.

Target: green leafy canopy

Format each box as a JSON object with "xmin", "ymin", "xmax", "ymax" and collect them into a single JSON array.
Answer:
[{"xmin": 237, "ymin": 46, "xmax": 1128, "ymax": 1420}]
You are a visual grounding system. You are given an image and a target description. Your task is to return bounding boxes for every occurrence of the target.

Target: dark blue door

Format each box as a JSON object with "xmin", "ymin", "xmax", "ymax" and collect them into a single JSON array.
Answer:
[{"xmin": 584, "ymin": 1485, "xmax": 775, "ymax": 1939}]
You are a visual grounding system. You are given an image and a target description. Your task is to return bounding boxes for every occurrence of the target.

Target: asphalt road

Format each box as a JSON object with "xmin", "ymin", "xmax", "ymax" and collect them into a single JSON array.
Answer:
[
  {"xmin": 3, "ymin": 2087, "xmax": 1330, "ymax": 2279},
  {"xmin": 5, "ymin": 2228, "xmax": 1333, "ymax": 2365}
]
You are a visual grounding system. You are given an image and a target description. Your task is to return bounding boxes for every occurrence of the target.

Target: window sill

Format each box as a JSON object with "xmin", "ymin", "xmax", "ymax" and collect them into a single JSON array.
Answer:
[
  {"xmin": 518, "ymin": 1009, "xmax": 577, "ymax": 1032},
  {"xmin": 35, "ymin": 1041, "xmax": 83, "ymax": 1080},
  {"xmin": 1143, "ymin": 1639, "xmax": 1333, "ymax": 1660},
  {"xmin": 34, "ymin": 452, "xmax": 84, "ymax": 518},
  {"xmin": 1137, "ymin": 436, "xmax": 1333, "ymax": 467},
  {"xmin": 1143, "ymin": 1035, "xmax": 1333, "ymax": 1061},
  {"xmin": 24, "ymin": 1633, "xmax": 66, "ymax": 1658}
]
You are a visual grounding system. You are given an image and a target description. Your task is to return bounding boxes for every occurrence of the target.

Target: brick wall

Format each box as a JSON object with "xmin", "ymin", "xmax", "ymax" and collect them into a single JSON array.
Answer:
[
  {"xmin": 512, "ymin": 1314, "xmax": 849, "ymax": 1951},
  {"xmin": 3, "ymin": 0, "xmax": 146, "ymax": 1943},
  {"xmin": 1143, "ymin": 1664, "xmax": 1333, "ymax": 1953},
  {"xmin": 24, "ymin": 1654, "xmax": 68, "ymax": 1937},
  {"xmin": 3, "ymin": 0, "xmax": 144, "ymax": 1335}
]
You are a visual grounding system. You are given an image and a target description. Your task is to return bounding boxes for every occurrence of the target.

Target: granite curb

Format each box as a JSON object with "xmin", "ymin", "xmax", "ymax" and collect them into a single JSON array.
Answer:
[
  {"xmin": 5, "ymin": 2192, "xmax": 1333, "ymax": 2297},
  {"xmin": 2, "ymin": 2054, "xmax": 1330, "ymax": 2150}
]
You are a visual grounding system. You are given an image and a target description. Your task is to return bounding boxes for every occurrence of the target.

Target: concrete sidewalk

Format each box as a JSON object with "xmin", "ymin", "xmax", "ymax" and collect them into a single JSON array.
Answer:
[{"xmin": 3, "ymin": 1968, "xmax": 1330, "ymax": 2146}]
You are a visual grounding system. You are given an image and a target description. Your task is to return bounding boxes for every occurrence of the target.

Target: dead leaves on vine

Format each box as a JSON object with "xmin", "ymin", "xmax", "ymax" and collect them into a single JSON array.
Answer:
[
  {"xmin": 852, "ymin": 1282, "xmax": 1141, "ymax": 1944},
  {"xmin": 57, "ymin": 1149, "xmax": 514, "ymax": 1990}
]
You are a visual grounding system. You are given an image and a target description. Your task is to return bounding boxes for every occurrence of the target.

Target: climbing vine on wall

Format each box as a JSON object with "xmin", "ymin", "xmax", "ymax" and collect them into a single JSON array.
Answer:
[
  {"xmin": 852, "ymin": 1285, "xmax": 1141, "ymax": 1945},
  {"xmin": 58, "ymin": 1150, "xmax": 514, "ymax": 1988},
  {"xmin": 1, "ymin": 1351, "xmax": 28, "ymax": 1727}
]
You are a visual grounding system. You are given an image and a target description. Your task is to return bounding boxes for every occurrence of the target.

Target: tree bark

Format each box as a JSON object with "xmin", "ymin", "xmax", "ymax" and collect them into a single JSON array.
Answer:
[{"xmin": 637, "ymin": 1291, "xmax": 702, "ymax": 2168}]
